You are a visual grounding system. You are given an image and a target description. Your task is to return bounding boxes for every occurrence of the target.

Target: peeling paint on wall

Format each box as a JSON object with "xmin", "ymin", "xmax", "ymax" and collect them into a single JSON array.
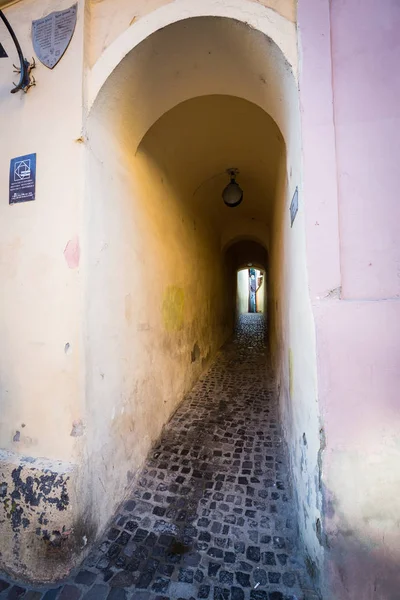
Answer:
[
  {"xmin": 0, "ymin": 451, "xmax": 88, "ymax": 581},
  {"xmin": 1, "ymin": 464, "xmax": 70, "ymax": 533},
  {"xmin": 70, "ymin": 420, "xmax": 85, "ymax": 437}
]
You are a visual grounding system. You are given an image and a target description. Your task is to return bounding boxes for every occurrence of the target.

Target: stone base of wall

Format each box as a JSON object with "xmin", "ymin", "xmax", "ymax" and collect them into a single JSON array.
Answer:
[{"xmin": 0, "ymin": 450, "xmax": 94, "ymax": 583}]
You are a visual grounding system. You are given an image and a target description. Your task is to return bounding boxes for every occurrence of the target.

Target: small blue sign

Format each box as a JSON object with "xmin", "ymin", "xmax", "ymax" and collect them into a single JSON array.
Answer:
[
  {"xmin": 9, "ymin": 153, "xmax": 36, "ymax": 204},
  {"xmin": 290, "ymin": 186, "xmax": 298, "ymax": 227}
]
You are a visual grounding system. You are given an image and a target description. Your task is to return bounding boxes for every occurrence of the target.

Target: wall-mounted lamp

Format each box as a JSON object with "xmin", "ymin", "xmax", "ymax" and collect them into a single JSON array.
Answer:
[
  {"xmin": 222, "ymin": 168, "xmax": 243, "ymax": 208},
  {"xmin": 0, "ymin": 10, "xmax": 35, "ymax": 93}
]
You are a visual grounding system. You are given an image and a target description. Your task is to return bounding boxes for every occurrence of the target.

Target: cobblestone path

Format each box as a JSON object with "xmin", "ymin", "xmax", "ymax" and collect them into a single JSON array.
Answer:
[{"xmin": 0, "ymin": 315, "xmax": 316, "ymax": 600}]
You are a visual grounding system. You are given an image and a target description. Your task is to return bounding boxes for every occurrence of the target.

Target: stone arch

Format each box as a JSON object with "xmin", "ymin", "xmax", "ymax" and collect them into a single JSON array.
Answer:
[
  {"xmin": 221, "ymin": 226, "xmax": 270, "ymax": 254},
  {"xmin": 225, "ymin": 239, "xmax": 269, "ymax": 271},
  {"xmin": 87, "ymin": 0, "xmax": 297, "ymax": 113},
  {"xmin": 83, "ymin": 8, "xmax": 322, "ymax": 591}
]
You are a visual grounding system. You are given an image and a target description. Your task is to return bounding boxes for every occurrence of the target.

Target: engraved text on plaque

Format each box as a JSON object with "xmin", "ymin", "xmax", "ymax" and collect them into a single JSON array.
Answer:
[{"xmin": 32, "ymin": 4, "xmax": 77, "ymax": 69}]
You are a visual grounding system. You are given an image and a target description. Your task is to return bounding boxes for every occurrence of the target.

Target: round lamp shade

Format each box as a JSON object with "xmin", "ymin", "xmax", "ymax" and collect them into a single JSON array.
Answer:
[{"xmin": 222, "ymin": 180, "xmax": 243, "ymax": 207}]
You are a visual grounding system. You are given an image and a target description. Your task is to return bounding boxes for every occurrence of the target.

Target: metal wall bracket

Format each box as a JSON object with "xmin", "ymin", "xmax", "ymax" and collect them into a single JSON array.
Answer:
[{"xmin": 0, "ymin": 9, "xmax": 35, "ymax": 93}]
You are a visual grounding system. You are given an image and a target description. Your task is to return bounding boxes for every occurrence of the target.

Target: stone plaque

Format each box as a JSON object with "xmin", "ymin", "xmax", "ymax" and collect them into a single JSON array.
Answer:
[{"xmin": 32, "ymin": 4, "xmax": 77, "ymax": 69}]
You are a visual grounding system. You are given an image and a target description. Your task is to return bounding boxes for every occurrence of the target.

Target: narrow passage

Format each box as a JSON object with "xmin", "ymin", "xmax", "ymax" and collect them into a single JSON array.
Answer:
[{"xmin": 0, "ymin": 315, "xmax": 314, "ymax": 600}]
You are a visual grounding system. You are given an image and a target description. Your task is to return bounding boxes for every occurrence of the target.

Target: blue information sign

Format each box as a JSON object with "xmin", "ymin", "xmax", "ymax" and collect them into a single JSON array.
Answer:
[
  {"xmin": 9, "ymin": 153, "xmax": 36, "ymax": 204},
  {"xmin": 290, "ymin": 186, "xmax": 298, "ymax": 227}
]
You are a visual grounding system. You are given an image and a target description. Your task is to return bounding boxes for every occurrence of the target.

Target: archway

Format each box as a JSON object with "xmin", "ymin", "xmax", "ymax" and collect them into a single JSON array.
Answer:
[
  {"xmin": 83, "ymin": 12, "xmax": 322, "ymax": 589},
  {"xmin": 224, "ymin": 239, "xmax": 268, "ymax": 316}
]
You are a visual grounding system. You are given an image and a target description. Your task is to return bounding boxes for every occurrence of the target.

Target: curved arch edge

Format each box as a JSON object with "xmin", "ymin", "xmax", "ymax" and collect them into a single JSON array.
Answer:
[
  {"xmin": 87, "ymin": 0, "xmax": 297, "ymax": 112},
  {"xmin": 221, "ymin": 219, "xmax": 269, "ymax": 254}
]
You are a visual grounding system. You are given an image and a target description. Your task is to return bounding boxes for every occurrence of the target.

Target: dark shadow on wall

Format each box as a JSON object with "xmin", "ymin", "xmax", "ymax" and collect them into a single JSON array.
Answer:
[
  {"xmin": 225, "ymin": 240, "xmax": 268, "ymax": 272},
  {"xmin": 318, "ymin": 482, "xmax": 400, "ymax": 600}
]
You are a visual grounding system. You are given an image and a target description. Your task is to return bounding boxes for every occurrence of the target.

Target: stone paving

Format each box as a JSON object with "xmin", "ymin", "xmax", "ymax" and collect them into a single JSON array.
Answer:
[{"xmin": 0, "ymin": 314, "xmax": 317, "ymax": 600}]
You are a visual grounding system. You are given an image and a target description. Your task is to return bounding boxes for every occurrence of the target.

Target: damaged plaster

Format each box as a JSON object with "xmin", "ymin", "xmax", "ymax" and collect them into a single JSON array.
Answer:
[{"xmin": 0, "ymin": 450, "xmax": 86, "ymax": 582}]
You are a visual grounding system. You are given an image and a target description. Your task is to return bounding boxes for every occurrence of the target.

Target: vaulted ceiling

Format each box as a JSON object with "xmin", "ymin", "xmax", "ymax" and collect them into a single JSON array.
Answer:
[
  {"xmin": 138, "ymin": 95, "xmax": 284, "ymax": 230},
  {"xmin": 91, "ymin": 15, "xmax": 296, "ymax": 248}
]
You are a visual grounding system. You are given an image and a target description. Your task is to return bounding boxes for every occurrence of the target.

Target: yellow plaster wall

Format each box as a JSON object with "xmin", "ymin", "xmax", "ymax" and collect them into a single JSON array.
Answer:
[
  {"xmin": 0, "ymin": 0, "xmax": 85, "ymax": 461},
  {"xmin": 256, "ymin": 269, "xmax": 266, "ymax": 312},
  {"xmin": 268, "ymin": 146, "xmax": 322, "ymax": 576},
  {"xmin": 0, "ymin": 0, "xmax": 88, "ymax": 582},
  {"xmin": 237, "ymin": 268, "xmax": 249, "ymax": 314},
  {"xmin": 83, "ymin": 107, "xmax": 234, "ymax": 532}
]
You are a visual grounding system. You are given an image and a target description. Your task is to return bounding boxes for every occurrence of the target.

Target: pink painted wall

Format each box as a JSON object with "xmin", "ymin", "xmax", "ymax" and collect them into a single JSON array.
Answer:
[
  {"xmin": 314, "ymin": 299, "xmax": 400, "ymax": 600},
  {"xmin": 298, "ymin": 0, "xmax": 341, "ymax": 301},
  {"xmin": 299, "ymin": 0, "xmax": 400, "ymax": 598},
  {"xmin": 331, "ymin": 0, "xmax": 400, "ymax": 300}
]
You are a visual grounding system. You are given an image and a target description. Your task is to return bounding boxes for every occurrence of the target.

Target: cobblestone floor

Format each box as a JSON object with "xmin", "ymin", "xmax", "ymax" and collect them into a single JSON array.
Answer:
[{"xmin": 0, "ymin": 314, "xmax": 317, "ymax": 600}]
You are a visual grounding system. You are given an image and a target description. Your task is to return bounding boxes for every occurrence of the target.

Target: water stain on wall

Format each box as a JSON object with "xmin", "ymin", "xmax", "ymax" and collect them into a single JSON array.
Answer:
[
  {"xmin": 125, "ymin": 293, "xmax": 132, "ymax": 323},
  {"xmin": 162, "ymin": 285, "xmax": 184, "ymax": 332},
  {"xmin": 191, "ymin": 342, "xmax": 200, "ymax": 363}
]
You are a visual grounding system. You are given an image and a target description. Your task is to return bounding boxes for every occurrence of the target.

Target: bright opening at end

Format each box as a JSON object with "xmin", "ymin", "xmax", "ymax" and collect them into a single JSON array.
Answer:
[{"xmin": 237, "ymin": 267, "xmax": 266, "ymax": 315}]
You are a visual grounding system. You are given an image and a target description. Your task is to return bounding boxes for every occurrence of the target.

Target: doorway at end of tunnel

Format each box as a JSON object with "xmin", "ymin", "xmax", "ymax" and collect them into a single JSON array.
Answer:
[{"xmin": 237, "ymin": 267, "xmax": 266, "ymax": 315}]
